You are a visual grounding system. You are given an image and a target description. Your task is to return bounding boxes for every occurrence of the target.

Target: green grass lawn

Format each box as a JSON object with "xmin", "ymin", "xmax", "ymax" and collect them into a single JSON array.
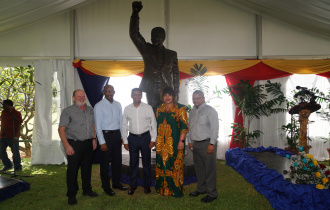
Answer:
[
  {"xmin": 1, "ymin": 159, "xmax": 275, "ymax": 210},
  {"xmin": 2, "ymin": 159, "xmax": 329, "ymax": 209}
]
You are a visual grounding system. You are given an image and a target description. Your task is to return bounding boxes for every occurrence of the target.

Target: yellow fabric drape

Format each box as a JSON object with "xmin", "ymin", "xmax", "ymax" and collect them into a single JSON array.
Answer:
[
  {"xmin": 178, "ymin": 60, "xmax": 261, "ymax": 76},
  {"xmin": 82, "ymin": 60, "xmax": 145, "ymax": 77},
  {"xmin": 262, "ymin": 60, "xmax": 330, "ymax": 74},
  {"xmin": 77, "ymin": 59, "xmax": 330, "ymax": 77}
]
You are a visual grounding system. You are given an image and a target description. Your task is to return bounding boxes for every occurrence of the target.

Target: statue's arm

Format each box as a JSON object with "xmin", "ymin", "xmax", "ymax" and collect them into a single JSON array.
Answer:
[
  {"xmin": 173, "ymin": 52, "xmax": 180, "ymax": 97},
  {"xmin": 130, "ymin": 1, "xmax": 146, "ymax": 53}
]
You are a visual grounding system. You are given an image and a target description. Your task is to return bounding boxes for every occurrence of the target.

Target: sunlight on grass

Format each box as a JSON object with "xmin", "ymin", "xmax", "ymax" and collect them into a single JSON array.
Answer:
[
  {"xmin": 0, "ymin": 160, "xmax": 273, "ymax": 210},
  {"xmin": 31, "ymin": 168, "xmax": 56, "ymax": 175}
]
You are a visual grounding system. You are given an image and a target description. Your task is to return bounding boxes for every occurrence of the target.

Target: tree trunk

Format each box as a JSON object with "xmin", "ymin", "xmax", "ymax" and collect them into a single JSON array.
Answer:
[{"xmin": 19, "ymin": 142, "xmax": 31, "ymax": 158}]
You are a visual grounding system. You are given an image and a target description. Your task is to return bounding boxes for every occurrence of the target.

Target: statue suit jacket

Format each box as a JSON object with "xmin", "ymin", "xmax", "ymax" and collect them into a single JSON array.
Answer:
[{"xmin": 130, "ymin": 14, "xmax": 180, "ymax": 95}]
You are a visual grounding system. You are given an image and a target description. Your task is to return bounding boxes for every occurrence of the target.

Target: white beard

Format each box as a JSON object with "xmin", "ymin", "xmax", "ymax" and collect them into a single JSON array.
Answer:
[{"xmin": 75, "ymin": 101, "xmax": 86, "ymax": 106}]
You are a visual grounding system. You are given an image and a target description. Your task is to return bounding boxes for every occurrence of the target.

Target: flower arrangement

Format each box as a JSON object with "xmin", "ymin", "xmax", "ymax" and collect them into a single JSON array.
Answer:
[{"xmin": 283, "ymin": 146, "xmax": 330, "ymax": 190}]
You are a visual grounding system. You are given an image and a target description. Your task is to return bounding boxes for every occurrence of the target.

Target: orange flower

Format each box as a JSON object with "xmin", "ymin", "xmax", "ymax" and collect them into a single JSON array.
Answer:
[
  {"xmin": 316, "ymin": 184, "xmax": 325, "ymax": 189},
  {"xmin": 322, "ymin": 177, "xmax": 329, "ymax": 184},
  {"xmin": 316, "ymin": 172, "xmax": 321, "ymax": 178}
]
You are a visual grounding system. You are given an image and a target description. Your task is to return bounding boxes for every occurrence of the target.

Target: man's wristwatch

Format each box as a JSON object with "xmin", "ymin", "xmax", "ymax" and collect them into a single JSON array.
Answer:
[{"xmin": 179, "ymin": 140, "xmax": 185, "ymax": 143}]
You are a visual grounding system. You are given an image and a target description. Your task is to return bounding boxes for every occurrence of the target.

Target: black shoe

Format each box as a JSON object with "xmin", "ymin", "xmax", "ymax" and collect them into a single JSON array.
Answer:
[
  {"xmin": 144, "ymin": 186, "xmax": 151, "ymax": 194},
  {"xmin": 15, "ymin": 167, "xmax": 22, "ymax": 172},
  {"xmin": 189, "ymin": 190, "xmax": 207, "ymax": 197},
  {"xmin": 128, "ymin": 187, "xmax": 137, "ymax": 195},
  {"xmin": 68, "ymin": 197, "xmax": 77, "ymax": 205},
  {"xmin": 83, "ymin": 190, "xmax": 99, "ymax": 197},
  {"xmin": 1, "ymin": 166, "xmax": 13, "ymax": 172},
  {"xmin": 105, "ymin": 188, "xmax": 115, "ymax": 196},
  {"xmin": 201, "ymin": 195, "xmax": 217, "ymax": 203},
  {"xmin": 113, "ymin": 184, "xmax": 128, "ymax": 191}
]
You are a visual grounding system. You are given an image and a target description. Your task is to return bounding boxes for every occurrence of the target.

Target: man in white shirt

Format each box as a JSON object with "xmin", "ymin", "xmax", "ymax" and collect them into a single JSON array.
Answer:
[
  {"xmin": 122, "ymin": 88, "xmax": 157, "ymax": 195},
  {"xmin": 94, "ymin": 85, "xmax": 128, "ymax": 196}
]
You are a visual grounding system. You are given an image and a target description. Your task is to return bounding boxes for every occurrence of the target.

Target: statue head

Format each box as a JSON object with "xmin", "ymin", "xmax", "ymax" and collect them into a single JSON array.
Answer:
[{"xmin": 151, "ymin": 27, "xmax": 166, "ymax": 47}]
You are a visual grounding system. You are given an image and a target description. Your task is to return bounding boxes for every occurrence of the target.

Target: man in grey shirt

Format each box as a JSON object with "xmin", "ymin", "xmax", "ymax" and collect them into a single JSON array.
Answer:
[
  {"xmin": 187, "ymin": 90, "xmax": 219, "ymax": 203},
  {"xmin": 59, "ymin": 89, "xmax": 98, "ymax": 205}
]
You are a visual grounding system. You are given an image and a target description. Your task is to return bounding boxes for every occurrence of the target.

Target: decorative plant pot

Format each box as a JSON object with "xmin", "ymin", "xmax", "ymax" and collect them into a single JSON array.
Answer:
[{"xmin": 284, "ymin": 147, "xmax": 300, "ymax": 155}]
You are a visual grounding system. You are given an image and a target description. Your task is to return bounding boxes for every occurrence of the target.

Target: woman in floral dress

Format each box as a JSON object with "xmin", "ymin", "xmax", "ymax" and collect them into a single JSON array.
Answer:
[{"xmin": 155, "ymin": 87, "xmax": 189, "ymax": 198}]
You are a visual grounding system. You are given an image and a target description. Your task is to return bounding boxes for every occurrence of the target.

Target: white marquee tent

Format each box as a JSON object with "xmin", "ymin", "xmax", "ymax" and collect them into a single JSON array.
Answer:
[{"xmin": 1, "ymin": 0, "xmax": 330, "ymax": 164}]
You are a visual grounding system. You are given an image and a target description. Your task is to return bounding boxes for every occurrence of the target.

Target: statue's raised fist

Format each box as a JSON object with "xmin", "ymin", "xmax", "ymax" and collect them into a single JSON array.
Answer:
[{"xmin": 132, "ymin": 1, "xmax": 143, "ymax": 13}]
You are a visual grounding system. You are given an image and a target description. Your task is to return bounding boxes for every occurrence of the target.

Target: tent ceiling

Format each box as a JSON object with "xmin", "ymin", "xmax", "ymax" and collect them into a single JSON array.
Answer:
[
  {"xmin": 223, "ymin": 0, "xmax": 330, "ymax": 39},
  {"xmin": 0, "ymin": 0, "xmax": 96, "ymax": 35},
  {"xmin": 1, "ymin": 0, "xmax": 330, "ymax": 38}
]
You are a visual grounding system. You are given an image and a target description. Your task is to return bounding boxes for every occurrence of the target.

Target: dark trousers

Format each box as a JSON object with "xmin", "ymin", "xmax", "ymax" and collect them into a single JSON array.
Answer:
[
  {"xmin": 66, "ymin": 139, "xmax": 93, "ymax": 197},
  {"xmin": 193, "ymin": 140, "xmax": 218, "ymax": 198},
  {"xmin": 100, "ymin": 130, "xmax": 122, "ymax": 191},
  {"xmin": 0, "ymin": 138, "xmax": 22, "ymax": 170},
  {"xmin": 128, "ymin": 132, "xmax": 151, "ymax": 188}
]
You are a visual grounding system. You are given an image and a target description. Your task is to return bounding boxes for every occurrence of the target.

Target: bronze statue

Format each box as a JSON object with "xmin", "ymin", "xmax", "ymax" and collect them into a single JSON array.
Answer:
[{"xmin": 130, "ymin": 1, "xmax": 180, "ymax": 114}]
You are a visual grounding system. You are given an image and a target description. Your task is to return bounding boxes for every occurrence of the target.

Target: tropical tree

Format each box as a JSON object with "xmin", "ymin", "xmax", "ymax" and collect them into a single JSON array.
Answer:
[
  {"xmin": 0, "ymin": 65, "xmax": 38, "ymax": 157},
  {"xmin": 226, "ymin": 80, "xmax": 286, "ymax": 148},
  {"xmin": 186, "ymin": 64, "xmax": 224, "ymax": 112},
  {"xmin": 187, "ymin": 63, "xmax": 209, "ymax": 98}
]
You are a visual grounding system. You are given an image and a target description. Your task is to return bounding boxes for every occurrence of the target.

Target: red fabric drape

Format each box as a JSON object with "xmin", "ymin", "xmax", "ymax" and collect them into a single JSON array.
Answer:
[
  {"xmin": 224, "ymin": 62, "xmax": 292, "ymax": 148},
  {"xmin": 317, "ymin": 71, "xmax": 330, "ymax": 78}
]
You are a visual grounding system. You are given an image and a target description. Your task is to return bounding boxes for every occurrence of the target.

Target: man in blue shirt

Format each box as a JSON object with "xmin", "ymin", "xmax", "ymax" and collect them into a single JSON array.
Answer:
[{"xmin": 94, "ymin": 85, "xmax": 128, "ymax": 196}]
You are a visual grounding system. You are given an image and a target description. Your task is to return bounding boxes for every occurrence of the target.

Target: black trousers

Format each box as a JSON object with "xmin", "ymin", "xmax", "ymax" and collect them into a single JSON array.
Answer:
[
  {"xmin": 100, "ymin": 130, "xmax": 122, "ymax": 191},
  {"xmin": 66, "ymin": 139, "xmax": 93, "ymax": 197},
  {"xmin": 128, "ymin": 132, "xmax": 151, "ymax": 188}
]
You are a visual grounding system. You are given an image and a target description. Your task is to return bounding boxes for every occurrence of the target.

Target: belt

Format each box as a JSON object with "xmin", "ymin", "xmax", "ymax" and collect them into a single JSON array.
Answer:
[
  {"xmin": 68, "ymin": 138, "xmax": 92, "ymax": 142},
  {"xmin": 103, "ymin": 129, "xmax": 120, "ymax": 134},
  {"xmin": 194, "ymin": 138, "xmax": 210, "ymax": 142},
  {"xmin": 129, "ymin": 131, "xmax": 149, "ymax": 137}
]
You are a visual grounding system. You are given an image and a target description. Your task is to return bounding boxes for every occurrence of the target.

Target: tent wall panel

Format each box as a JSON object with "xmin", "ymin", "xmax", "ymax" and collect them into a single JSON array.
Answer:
[
  {"xmin": 0, "ymin": 13, "xmax": 71, "ymax": 58},
  {"xmin": 170, "ymin": 0, "xmax": 257, "ymax": 57},
  {"xmin": 75, "ymin": 0, "xmax": 165, "ymax": 58},
  {"xmin": 0, "ymin": 0, "xmax": 329, "ymax": 62},
  {"xmin": 262, "ymin": 17, "xmax": 330, "ymax": 57}
]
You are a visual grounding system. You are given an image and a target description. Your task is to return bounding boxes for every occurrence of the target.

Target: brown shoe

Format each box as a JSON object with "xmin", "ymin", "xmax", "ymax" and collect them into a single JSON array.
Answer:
[
  {"xmin": 144, "ymin": 186, "xmax": 151, "ymax": 194},
  {"xmin": 128, "ymin": 187, "xmax": 137, "ymax": 195}
]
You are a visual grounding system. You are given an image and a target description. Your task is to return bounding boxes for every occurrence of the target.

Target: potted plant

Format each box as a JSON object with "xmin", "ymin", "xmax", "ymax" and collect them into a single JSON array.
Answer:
[
  {"xmin": 280, "ymin": 115, "xmax": 300, "ymax": 154},
  {"xmin": 279, "ymin": 94, "xmax": 300, "ymax": 154},
  {"xmin": 226, "ymin": 80, "xmax": 286, "ymax": 148}
]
